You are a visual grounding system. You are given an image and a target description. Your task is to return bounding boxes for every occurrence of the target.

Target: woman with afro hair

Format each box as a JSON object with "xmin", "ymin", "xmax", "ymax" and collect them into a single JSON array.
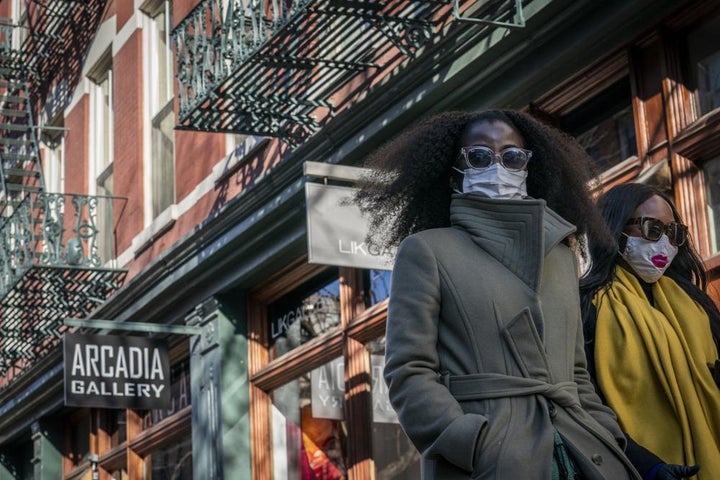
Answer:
[{"xmin": 355, "ymin": 109, "xmax": 640, "ymax": 480}]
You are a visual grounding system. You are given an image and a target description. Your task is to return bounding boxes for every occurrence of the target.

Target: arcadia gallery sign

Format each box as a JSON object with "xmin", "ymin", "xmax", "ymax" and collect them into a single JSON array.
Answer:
[{"xmin": 63, "ymin": 333, "xmax": 171, "ymax": 409}]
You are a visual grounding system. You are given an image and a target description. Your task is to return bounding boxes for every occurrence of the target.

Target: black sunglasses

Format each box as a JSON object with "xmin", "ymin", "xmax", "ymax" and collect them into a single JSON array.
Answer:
[{"xmin": 626, "ymin": 217, "xmax": 688, "ymax": 247}]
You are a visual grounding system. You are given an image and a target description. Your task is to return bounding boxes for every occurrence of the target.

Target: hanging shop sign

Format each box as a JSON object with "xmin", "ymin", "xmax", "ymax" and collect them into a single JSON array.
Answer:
[
  {"xmin": 311, "ymin": 355, "xmax": 399, "ymax": 424},
  {"xmin": 63, "ymin": 333, "xmax": 171, "ymax": 409},
  {"xmin": 305, "ymin": 182, "xmax": 395, "ymax": 270}
]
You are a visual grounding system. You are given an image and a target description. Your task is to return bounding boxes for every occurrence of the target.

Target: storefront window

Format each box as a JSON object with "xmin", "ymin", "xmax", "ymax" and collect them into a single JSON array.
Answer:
[
  {"xmin": 142, "ymin": 358, "xmax": 191, "ymax": 429},
  {"xmin": 108, "ymin": 410, "xmax": 126, "ymax": 447},
  {"xmin": 687, "ymin": 14, "xmax": 720, "ymax": 115},
  {"xmin": 0, "ymin": 439, "xmax": 33, "ymax": 480},
  {"xmin": 366, "ymin": 270, "xmax": 391, "ymax": 306},
  {"xmin": 145, "ymin": 435, "xmax": 192, "ymax": 480},
  {"xmin": 560, "ymin": 78, "xmax": 637, "ymax": 173},
  {"xmin": 269, "ymin": 272, "xmax": 341, "ymax": 358},
  {"xmin": 271, "ymin": 359, "xmax": 348, "ymax": 479},
  {"xmin": 67, "ymin": 412, "xmax": 90, "ymax": 468},
  {"xmin": 366, "ymin": 338, "xmax": 421, "ymax": 479},
  {"xmin": 703, "ymin": 155, "xmax": 720, "ymax": 253}
]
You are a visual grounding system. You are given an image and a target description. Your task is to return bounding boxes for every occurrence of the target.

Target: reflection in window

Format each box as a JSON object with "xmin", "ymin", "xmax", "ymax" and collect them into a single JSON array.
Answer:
[
  {"xmin": 687, "ymin": 14, "xmax": 720, "ymax": 116},
  {"xmin": 268, "ymin": 272, "xmax": 341, "ymax": 358},
  {"xmin": 107, "ymin": 409, "xmax": 127, "ymax": 447},
  {"xmin": 142, "ymin": 358, "xmax": 191, "ymax": 430},
  {"xmin": 272, "ymin": 362, "xmax": 348, "ymax": 479},
  {"xmin": 560, "ymin": 78, "xmax": 637, "ymax": 173},
  {"xmin": 366, "ymin": 339, "xmax": 421, "ymax": 479},
  {"xmin": 145, "ymin": 435, "xmax": 192, "ymax": 480},
  {"xmin": 703, "ymin": 156, "xmax": 720, "ymax": 254},
  {"xmin": 366, "ymin": 270, "xmax": 391, "ymax": 306}
]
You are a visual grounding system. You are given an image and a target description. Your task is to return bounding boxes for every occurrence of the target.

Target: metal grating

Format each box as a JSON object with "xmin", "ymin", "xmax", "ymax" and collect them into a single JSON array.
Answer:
[
  {"xmin": 173, "ymin": 0, "xmax": 452, "ymax": 145},
  {"xmin": 13, "ymin": 0, "xmax": 108, "ymax": 111},
  {"xmin": 0, "ymin": 266, "xmax": 127, "ymax": 377}
]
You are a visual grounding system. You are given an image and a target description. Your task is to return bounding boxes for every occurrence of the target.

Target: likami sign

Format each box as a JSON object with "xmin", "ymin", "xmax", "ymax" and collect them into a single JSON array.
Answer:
[{"xmin": 63, "ymin": 333, "xmax": 171, "ymax": 409}]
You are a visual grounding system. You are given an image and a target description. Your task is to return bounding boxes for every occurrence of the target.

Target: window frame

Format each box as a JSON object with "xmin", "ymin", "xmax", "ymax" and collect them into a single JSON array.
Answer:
[
  {"xmin": 142, "ymin": 0, "xmax": 176, "ymax": 223},
  {"xmin": 248, "ymin": 256, "xmax": 388, "ymax": 479}
]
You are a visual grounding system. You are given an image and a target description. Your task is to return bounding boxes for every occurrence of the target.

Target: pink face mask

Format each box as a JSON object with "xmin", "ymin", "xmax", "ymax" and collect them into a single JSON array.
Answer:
[{"xmin": 620, "ymin": 233, "xmax": 678, "ymax": 283}]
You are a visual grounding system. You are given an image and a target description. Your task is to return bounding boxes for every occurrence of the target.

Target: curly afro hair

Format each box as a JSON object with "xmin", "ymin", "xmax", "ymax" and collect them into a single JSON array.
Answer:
[{"xmin": 355, "ymin": 109, "xmax": 611, "ymax": 254}]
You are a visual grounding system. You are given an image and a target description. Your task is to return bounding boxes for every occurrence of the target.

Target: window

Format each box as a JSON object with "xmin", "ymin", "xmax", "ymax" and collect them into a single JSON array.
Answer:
[
  {"xmin": 686, "ymin": 14, "xmax": 720, "ymax": 116},
  {"xmin": 107, "ymin": 410, "xmax": 127, "ymax": 448},
  {"xmin": 365, "ymin": 270, "xmax": 391, "ymax": 307},
  {"xmin": 248, "ymin": 258, "xmax": 416, "ymax": 479},
  {"xmin": 670, "ymin": 12, "xmax": 720, "ymax": 259},
  {"xmin": 367, "ymin": 338, "xmax": 421, "ymax": 480},
  {"xmin": 88, "ymin": 52, "xmax": 113, "ymax": 176},
  {"xmin": 268, "ymin": 271, "xmax": 341, "ymax": 359},
  {"xmin": 65, "ymin": 411, "xmax": 91, "ymax": 471},
  {"xmin": 88, "ymin": 51, "xmax": 114, "ymax": 262},
  {"xmin": 559, "ymin": 78, "xmax": 637, "ymax": 173},
  {"xmin": 142, "ymin": 358, "xmax": 191, "ymax": 430},
  {"xmin": 0, "ymin": 438, "xmax": 33, "ymax": 479},
  {"xmin": 143, "ymin": 0, "xmax": 175, "ymax": 220},
  {"xmin": 41, "ymin": 119, "xmax": 65, "ymax": 194},
  {"xmin": 145, "ymin": 436, "xmax": 192, "ymax": 480},
  {"xmin": 703, "ymin": 156, "xmax": 720, "ymax": 253},
  {"xmin": 96, "ymin": 166, "xmax": 114, "ymax": 264},
  {"xmin": 271, "ymin": 359, "xmax": 348, "ymax": 479}
]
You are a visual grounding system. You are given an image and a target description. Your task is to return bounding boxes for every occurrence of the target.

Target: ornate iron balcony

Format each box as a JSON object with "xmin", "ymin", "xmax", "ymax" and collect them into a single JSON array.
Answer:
[
  {"xmin": 0, "ymin": 192, "xmax": 127, "ymax": 379},
  {"xmin": 173, "ymin": 0, "xmax": 449, "ymax": 144}
]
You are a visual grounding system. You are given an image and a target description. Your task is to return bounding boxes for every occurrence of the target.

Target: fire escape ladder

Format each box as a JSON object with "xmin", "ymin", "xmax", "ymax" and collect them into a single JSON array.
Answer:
[{"xmin": 0, "ymin": 79, "xmax": 45, "ymax": 219}]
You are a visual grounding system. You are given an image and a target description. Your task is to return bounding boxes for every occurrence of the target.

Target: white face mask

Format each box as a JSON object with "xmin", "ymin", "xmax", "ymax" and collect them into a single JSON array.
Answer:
[
  {"xmin": 620, "ymin": 233, "xmax": 678, "ymax": 283},
  {"xmin": 453, "ymin": 163, "xmax": 528, "ymax": 199}
]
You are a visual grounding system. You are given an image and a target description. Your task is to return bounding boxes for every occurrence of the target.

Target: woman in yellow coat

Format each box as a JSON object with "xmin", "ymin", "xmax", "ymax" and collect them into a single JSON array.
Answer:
[{"xmin": 581, "ymin": 183, "xmax": 720, "ymax": 480}]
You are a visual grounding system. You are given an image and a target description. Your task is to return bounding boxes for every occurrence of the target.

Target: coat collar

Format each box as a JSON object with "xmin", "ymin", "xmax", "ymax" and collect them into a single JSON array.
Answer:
[{"xmin": 449, "ymin": 193, "xmax": 577, "ymax": 290}]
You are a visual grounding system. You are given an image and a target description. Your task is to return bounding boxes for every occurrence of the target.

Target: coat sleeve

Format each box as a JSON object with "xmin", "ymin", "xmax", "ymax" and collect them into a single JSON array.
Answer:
[
  {"xmin": 384, "ymin": 234, "xmax": 488, "ymax": 472},
  {"xmin": 571, "ymin": 304, "xmax": 627, "ymax": 449}
]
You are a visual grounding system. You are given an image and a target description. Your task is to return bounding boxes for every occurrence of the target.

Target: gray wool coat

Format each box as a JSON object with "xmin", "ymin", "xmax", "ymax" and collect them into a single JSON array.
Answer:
[{"xmin": 384, "ymin": 195, "xmax": 641, "ymax": 480}]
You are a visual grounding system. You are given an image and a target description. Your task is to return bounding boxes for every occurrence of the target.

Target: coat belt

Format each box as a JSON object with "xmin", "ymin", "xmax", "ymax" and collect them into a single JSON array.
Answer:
[{"xmin": 441, "ymin": 372, "xmax": 581, "ymax": 408}]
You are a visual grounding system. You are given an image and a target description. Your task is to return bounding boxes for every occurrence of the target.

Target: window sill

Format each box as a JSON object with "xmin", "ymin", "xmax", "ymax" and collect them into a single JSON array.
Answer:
[{"xmin": 131, "ymin": 204, "xmax": 178, "ymax": 256}]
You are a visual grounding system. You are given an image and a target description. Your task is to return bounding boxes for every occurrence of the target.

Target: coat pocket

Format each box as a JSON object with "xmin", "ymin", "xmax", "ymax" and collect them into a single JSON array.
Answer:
[{"xmin": 467, "ymin": 398, "xmax": 509, "ymax": 479}]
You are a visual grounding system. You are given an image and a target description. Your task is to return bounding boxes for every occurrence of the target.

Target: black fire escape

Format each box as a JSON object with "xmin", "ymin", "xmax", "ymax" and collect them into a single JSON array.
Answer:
[
  {"xmin": 172, "ymin": 0, "xmax": 526, "ymax": 145},
  {"xmin": 0, "ymin": 1, "xmax": 126, "ymax": 383}
]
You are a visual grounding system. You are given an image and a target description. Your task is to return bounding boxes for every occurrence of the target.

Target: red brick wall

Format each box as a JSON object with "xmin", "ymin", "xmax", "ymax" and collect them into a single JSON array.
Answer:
[
  {"xmin": 115, "ymin": 0, "xmax": 134, "ymax": 31},
  {"xmin": 174, "ymin": 131, "xmax": 225, "ymax": 202},
  {"xmin": 64, "ymin": 95, "xmax": 89, "ymax": 195},
  {"xmin": 113, "ymin": 29, "xmax": 144, "ymax": 254}
]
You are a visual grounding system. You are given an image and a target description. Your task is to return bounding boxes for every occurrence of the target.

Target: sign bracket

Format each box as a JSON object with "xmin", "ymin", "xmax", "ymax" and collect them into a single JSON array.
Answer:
[{"xmin": 64, "ymin": 318, "xmax": 204, "ymax": 336}]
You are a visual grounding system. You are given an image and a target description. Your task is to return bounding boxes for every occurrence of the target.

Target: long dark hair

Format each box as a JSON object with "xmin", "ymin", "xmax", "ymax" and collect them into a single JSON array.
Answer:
[
  {"xmin": 581, "ymin": 182, "xmax": 720, "ymax": 348},
  {"xmin": 354, "ymin": 109, "xmax": 608, "ymax": 251}
]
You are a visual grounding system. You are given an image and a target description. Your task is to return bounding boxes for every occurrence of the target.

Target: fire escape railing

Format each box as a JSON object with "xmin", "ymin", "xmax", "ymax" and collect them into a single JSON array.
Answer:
[
  {"xmin": 172, "ymin": 0, "xmax": 448, "ymax": 145},
  {"xmin": 0, "ymin": 192, "xmax": 127, "ymax": 377},
  {"xmin": 172, "ymin": 0, "xmax": 529, "ymax": 146}
]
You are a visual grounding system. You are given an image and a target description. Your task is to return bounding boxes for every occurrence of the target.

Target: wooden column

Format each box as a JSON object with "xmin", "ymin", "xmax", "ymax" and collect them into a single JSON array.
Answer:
[
  {"xmin": 125, "ymin": 409, "xmax": 144, "ymax": 480},
  {"xmin": 248, "ymin": 297, "xmax": 272, "ymax": 480},
  {"xmin": 340, "ymin": 267, "xmax": 375, "ymax": 480}
]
